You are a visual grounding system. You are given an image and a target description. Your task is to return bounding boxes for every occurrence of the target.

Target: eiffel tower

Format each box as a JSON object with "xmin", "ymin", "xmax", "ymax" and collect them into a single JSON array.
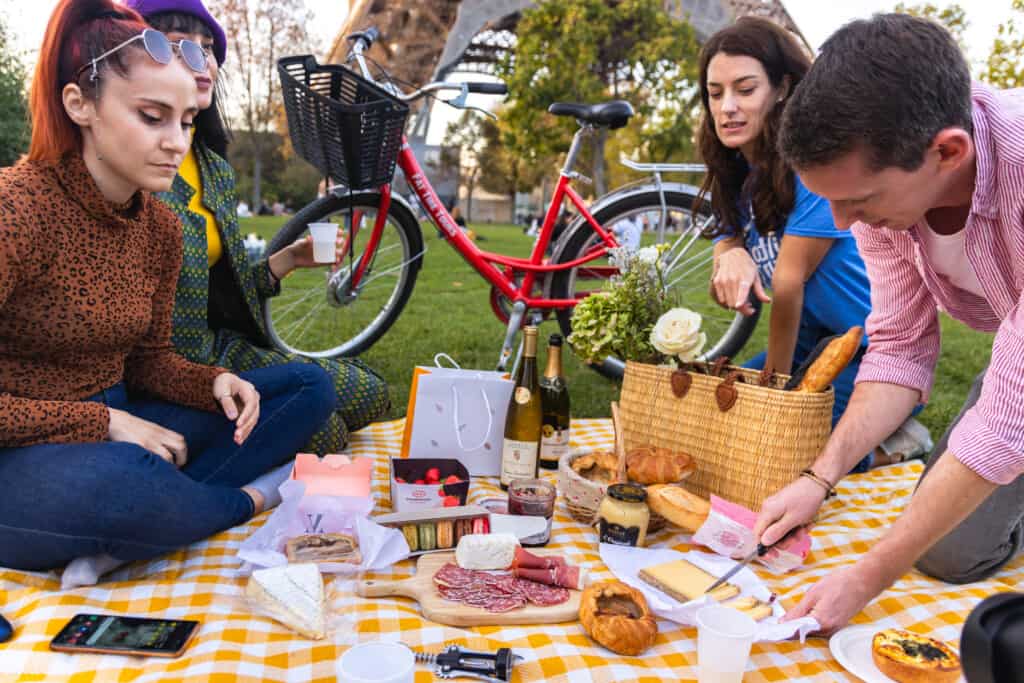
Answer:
[{"xmin": 327, "ymin": 0, "xmax": 810, "ymax": 88}]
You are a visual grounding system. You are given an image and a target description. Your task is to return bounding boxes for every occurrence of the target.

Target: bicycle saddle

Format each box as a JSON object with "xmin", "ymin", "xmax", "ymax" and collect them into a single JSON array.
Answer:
[{"xmin": 548, "ymin": 100, "xmax": 634, "ymax": 129}]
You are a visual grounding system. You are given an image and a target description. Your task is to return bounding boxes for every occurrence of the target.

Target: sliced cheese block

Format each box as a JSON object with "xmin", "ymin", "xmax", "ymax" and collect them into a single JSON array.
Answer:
[
  {"xmin": 638, "ymin": 559, "xmax": 740, "ymax": 603},
  {"xmin": 455, "ymin": 533, "xmax": 519, "ymax": 570},
  {"xmin": 245, "ymin": 563, "xmax": 326, "ymax": 639},
  {"xmin": 724, "ymin": 596, "xmax": 773, "ymax": 622}
]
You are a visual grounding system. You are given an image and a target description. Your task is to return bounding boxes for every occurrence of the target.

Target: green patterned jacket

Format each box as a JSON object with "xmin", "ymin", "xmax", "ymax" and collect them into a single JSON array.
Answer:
[{"xmin": 156, "ymin": 143, "xmax": 390, "ymax": 453}]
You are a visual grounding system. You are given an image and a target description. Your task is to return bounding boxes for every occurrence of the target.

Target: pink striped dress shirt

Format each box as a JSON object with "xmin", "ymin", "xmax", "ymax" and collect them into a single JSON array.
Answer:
[{"xmin": 852, "ymin": 83, "xmax": 1024, "ymax": 485}]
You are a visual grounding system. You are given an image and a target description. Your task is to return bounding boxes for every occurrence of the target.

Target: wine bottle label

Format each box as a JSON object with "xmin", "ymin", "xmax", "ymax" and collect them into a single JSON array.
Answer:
[
  {"xmin": 500, "ymin": 439, "xmax": 538, "ymax": 485},
  {"xmin": 539, "ymin": 425, "xmax": 570, "ymax": 462},
  {"xmin": 514, "ymin": 387, "xmax": 532, "ymax": 404}
]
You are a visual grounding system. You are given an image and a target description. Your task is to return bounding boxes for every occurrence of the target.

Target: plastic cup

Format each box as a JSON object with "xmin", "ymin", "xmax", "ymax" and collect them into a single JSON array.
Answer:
[
  {"xmin": 308, "ymin": 222, "xmax": 339, "ymax": 263},
  {"xmin": 337, "ymin": 641, "xmax": 415, "ymax": 683},
  {"xmin": 696, "ymin": 605, "xmax": 757, "ymax": 683}
]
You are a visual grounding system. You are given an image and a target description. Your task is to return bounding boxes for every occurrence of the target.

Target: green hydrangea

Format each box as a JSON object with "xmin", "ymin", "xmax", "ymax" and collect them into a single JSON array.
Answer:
[{"xmin": 568, "ymin": 247, "xmax": 669, "ymax": 364}]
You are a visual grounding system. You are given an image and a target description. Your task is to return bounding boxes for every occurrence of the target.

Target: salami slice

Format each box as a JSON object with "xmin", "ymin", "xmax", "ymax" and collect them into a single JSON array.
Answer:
[{"xmin": 432, "ymin": 563, "xmax": 569, "ymax": 612}]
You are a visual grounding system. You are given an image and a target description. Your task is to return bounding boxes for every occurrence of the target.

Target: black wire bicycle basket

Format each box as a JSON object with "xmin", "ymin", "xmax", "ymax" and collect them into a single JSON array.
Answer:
[{"xmin": 278, "ymin": 55, "xmax": 410, "ymax": 190}]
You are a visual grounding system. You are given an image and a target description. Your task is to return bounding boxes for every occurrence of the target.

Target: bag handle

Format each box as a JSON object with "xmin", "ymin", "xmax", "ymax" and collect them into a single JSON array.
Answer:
[
  {"xmin": 449, "ymin": 381, "xmax": 493, "ymax": 452},
  {"xmin": 434, "ymin": 353, "xmax": 461, "ymax": 369},
  {"xmin": 716, "ymin": 370, "xmax": 744, "ymax": 412}
]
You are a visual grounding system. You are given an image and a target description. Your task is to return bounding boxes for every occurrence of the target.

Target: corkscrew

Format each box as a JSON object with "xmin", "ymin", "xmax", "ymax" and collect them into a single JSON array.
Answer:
[{"xmin": 413, "ymin": 644, "xmax": 522, "ymax": 681}]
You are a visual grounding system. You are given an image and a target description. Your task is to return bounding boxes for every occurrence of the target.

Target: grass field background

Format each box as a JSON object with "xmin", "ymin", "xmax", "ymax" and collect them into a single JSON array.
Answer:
[{"xmin": 240, "ymin": 216, "xmax": 992, "ymax": 441}]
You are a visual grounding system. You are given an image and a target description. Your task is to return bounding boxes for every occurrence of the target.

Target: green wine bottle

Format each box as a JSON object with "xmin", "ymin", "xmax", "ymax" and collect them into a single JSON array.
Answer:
[{"xmin": 539, "ymin": 334, "xmax": 570, "ymax": 470}]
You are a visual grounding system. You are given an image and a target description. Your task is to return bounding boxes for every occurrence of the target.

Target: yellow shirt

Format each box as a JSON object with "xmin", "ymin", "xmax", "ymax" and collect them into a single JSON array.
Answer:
[{"xmin": 178, "ymin": 144, "xmax": 223, "ymax": 267}]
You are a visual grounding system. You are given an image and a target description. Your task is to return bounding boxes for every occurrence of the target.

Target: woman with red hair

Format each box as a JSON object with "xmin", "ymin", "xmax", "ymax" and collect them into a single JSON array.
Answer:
[{"xmin": 0, "ymin": 0, "xmax": 335, "ymax": 586}]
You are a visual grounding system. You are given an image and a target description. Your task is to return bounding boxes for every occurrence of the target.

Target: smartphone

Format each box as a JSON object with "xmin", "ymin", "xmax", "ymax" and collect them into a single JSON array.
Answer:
[{"xmin": 50, "ymin": 614, "xmax": 199, "ymax": 658}]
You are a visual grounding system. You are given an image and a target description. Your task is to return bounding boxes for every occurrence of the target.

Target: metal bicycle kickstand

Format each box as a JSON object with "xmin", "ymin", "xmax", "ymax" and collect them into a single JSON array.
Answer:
[
  {"xmin": 414, "ymin": 645, "xmax": 522, "ymax": 682},
  {"xmin": 495, "ymin": 302, "xmax": 542, "ymax": 376}
]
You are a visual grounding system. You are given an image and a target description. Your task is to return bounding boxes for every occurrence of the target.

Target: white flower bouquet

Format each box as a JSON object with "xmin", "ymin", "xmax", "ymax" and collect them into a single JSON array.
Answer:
[{"xmin": 569, "ymin": 246, "xmax": 705, "ymax": 366}]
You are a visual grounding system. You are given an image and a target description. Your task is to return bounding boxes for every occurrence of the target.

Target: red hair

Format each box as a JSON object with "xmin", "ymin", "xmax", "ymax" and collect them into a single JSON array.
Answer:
[{"xmin": 28, "ymin": 0, "xmax": 149, "ymax": 161}]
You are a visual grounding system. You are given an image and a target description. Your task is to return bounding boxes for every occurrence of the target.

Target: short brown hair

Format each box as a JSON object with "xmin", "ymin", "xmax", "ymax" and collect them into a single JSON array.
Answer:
[{"xmin": 779, "ymin": 13, "xmax": 972, "ymax": 172}]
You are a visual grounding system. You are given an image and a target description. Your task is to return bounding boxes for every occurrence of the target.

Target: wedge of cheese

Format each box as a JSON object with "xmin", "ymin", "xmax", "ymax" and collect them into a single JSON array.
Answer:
[
  {"xmin": 638, "ymin": 559, "xmax": 740, "ymax": 603},
  {"xmin": 724, "ymin": 596, "xmax": 773, "ymax": 622},
  {"xmin": 245, "ymin": 563, "xmax": 326, "ymax": 639}
]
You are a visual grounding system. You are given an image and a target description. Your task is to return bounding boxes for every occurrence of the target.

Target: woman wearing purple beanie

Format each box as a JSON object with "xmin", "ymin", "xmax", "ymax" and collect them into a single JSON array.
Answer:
[{"xmin": 125, "ymin": 0, "xmax": 391, "ymax": 455}]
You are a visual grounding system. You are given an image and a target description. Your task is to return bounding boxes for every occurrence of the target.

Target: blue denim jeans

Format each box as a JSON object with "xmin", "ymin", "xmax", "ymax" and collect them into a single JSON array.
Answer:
[{"xmin": 0, "ymin": 363, "xmax": 336, "ymax": 571}]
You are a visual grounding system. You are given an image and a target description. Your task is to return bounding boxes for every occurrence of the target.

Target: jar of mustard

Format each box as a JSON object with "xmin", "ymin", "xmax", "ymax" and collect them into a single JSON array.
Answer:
[{"xmin": 597, "ymin": 483, "xmax": 649, "ymax": 547}]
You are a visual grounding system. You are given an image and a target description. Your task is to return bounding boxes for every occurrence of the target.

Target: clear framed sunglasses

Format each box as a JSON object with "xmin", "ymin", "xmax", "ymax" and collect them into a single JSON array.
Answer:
[{"xmin": 75, "ymin": 28, "xmax": 207, "ymax": 83}]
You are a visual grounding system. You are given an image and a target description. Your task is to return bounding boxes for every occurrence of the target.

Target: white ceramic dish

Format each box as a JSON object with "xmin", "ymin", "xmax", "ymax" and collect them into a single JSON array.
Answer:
[{"xmin": 829, "ymin": 625, "xmax": 965, "ymax": 683}]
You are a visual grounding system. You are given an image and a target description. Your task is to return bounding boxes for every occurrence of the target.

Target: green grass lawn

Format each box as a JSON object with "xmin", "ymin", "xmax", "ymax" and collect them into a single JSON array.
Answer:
[{"xmin": 239, "ymin": 216, "xmax": 992, "ymax": 441}]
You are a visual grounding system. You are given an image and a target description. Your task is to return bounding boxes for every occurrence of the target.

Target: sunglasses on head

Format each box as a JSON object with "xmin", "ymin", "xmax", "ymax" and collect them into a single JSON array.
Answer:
[{"xmin": 75, "ymin": 29, "xmax": 208, "ymax": 83}]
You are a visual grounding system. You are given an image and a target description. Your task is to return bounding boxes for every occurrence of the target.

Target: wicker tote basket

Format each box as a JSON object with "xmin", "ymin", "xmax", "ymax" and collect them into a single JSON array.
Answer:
[{"xmin": 618, "ymin": 361, "xmax": 833, "ymax": 511}]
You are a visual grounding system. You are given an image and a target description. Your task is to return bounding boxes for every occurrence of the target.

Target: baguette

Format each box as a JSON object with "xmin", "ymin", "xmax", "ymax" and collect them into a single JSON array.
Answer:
[
  {"xmin": 285, "ymin": 533, "xmax": 362, "ymax": 565},
  {"xmin": 646, "ymin": 485, "xmax": 710, "ymax": 533},
  {"xmin": 796, "ymin": 326, "xmax": 863, "ymax": 392}
]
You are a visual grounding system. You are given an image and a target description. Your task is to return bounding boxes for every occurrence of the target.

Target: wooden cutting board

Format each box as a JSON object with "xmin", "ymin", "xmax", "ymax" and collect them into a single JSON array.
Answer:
[{"xmin": 355, "ymin": 550, "xmax": 581, "ymax": 627}]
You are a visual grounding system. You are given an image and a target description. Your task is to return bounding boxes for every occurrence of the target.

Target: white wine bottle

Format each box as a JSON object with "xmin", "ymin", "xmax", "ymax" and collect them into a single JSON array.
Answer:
[
  {"xmin": 539, "ymin": 334, "xmax": 570, "ymax": 470},
  {"xmin": 500, "ymin": 326, "xmax": 542, "ymax": 489}
]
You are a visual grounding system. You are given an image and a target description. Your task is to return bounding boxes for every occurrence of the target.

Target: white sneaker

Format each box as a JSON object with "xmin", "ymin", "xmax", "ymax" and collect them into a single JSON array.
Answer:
[{"xmin": 879, "ymin": 417, "xmax": 934, "ymax": 462}]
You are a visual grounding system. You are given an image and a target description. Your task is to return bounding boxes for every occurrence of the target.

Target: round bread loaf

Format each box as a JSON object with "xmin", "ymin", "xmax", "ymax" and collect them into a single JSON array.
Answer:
[{"xmin": 645, "ymin": 484, "xmax": 711, "ymax": 533}]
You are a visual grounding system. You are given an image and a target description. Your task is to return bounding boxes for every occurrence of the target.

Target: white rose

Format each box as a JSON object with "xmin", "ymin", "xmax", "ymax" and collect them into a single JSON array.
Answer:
[
  {"xmin": 650, "ymin": 307, "xmax": 707, "ymax": 362},
  {"xmin": 636, "ymin": 246, "xmax": 660, "ymax": 265}
]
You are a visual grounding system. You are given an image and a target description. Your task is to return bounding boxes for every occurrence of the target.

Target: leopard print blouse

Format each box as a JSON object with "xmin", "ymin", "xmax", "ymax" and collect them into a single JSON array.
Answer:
[{"xmin": 0, "ymin": 155, "xmax": 226, "ymax": 448}]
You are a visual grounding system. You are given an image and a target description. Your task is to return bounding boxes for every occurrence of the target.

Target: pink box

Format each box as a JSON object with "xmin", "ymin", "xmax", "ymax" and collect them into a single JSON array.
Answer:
[{"xmin": 290, "ymin": 453, "xmax": 373, "ymax": 498}]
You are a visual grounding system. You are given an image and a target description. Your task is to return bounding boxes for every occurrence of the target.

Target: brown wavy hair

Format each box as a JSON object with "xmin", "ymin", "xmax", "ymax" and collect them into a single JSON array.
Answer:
[{"xmin": 695, "ymin": 17, "xmax": 812, "ymax": 238}]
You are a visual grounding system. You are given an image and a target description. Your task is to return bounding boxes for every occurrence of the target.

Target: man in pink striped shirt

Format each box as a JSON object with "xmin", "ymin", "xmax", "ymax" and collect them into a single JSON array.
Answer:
[{"xmin": 752, "ymin": 13, "xmax": 1024, "ymax": 633}]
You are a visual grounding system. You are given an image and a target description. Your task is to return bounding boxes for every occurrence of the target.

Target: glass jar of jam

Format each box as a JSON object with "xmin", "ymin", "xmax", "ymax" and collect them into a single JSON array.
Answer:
[
  {"xmin": 508, "ymin": 478, "xmax": 556, "ymax": 546},
  {"xmin": 597, "ymin": 483, "xmax": 649, "ymax": 547}
]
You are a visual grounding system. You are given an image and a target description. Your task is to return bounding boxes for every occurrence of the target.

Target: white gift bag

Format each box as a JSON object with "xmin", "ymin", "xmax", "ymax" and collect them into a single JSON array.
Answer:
[{"xmin": 399, "ymin": 354, "xmax": 512, "ymax": 476}]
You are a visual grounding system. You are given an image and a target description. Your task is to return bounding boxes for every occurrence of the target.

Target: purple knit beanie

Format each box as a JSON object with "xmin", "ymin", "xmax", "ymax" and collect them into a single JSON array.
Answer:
[{"xmin": 123, "ymin": 0, "xmax": 227, "ymax": 65}]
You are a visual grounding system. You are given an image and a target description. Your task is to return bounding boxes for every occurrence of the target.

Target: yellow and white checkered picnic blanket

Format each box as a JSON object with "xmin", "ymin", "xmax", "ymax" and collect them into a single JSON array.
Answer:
[{"xmin": 2, "ymin": 418, "xmax": 1020, "ymax": 682}]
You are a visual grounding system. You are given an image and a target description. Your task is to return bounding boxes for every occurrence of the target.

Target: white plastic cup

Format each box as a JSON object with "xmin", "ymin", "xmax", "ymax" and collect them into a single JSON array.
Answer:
[
  {"xmin": 337, "ymin": 641, "xmax": 415, "ymax": 683},
  {"xmin": 308, "ymin": 222, "xmax": 339, "ymax": 263},
  {"xmin": 695, "ymin": 605, "xmax": 757, "ymax": 683}
]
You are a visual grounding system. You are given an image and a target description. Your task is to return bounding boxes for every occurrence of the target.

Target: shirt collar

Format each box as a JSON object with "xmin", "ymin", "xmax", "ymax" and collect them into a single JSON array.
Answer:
[{"xmin": 967, "ymin": 83, "xmax": 999, "ymax": 220}]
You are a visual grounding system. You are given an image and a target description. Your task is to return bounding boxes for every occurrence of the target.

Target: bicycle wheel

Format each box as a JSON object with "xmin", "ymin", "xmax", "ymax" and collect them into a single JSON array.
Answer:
[
  {"xmin": 264, "ymin": 192, "xmax": 424, "ymax": 358},
  {"xmin": 550, "ymin": 188, "xmax": 760, "ymax": 379}
]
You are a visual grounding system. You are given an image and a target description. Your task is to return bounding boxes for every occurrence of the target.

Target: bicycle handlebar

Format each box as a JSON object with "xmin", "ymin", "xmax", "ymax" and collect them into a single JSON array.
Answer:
[
  {"xmin": 466, "ymin": 82, "xmax": 508, "ymax": 95},
  {"xmin": 346, "ymin": 27, "xmax": 379, "ymax": 50}
]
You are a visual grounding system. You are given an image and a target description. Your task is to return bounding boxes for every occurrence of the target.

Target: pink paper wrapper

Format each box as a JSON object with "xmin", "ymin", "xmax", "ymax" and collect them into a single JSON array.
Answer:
[{"xmin": 691, "ymin": 495, "xmax": 810, "ymax": 573}]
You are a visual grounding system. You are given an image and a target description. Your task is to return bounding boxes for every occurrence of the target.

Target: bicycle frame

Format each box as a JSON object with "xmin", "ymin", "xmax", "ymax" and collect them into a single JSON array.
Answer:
[{"xmin": 344, "ymin": 128, "xmax": 621, "ymax": 313}]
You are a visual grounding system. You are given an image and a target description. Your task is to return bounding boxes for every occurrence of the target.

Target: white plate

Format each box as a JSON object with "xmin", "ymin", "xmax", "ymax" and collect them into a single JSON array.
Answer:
[
  {"xmin": 829, "ymin": 625, "xmax": 965, "ymax": 683},
  {"xmin": 829, "ymin": 625, "xmax": 895, "ymax": 683}
]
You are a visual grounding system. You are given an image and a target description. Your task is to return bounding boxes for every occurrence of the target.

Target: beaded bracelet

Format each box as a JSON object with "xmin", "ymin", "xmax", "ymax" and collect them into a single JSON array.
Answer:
[{"xmin": 800, "ymin": 468, "xmax": 837, "ymax": 499}]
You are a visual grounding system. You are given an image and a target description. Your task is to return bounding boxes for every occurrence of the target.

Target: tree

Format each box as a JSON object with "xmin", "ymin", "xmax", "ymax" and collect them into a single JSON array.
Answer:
[
  {"xmin": 210, "ymin": 0, "xmax": 312, "ymax": 208},
  {"xmin": 0, "ymin": 16, "xmax": 28, "ymax": 166},
  {"xmin": 496, "ymin": 0, "xmax": 700, "ymax": 197},
  {"xmin": 442, "ymin": 111, "xmax": 486, "ymax": 220},
  {"xmin": 476, "ymin": 114, "xmax": 550, "ymax": 222},
  {"xmin": 983, "ymin": 0, "xmax": 1024, "ymax": 88}
]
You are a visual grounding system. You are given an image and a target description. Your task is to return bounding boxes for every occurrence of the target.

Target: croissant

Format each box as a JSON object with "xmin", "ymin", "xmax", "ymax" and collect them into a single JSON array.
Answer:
[
  {"xmin": 797, "ymin": 326, "xmax": 863, "ymax": 392},
  {"xmin": 625, "ymin": 446, "xmax": 695, "ymax": 485},
  {"xmin": 571, "ymin": 451, "xmax": 619, "ymax": 483},
  {"xmin": 579, "ymin": 580, "xmax": 658, "ymax": 656}
]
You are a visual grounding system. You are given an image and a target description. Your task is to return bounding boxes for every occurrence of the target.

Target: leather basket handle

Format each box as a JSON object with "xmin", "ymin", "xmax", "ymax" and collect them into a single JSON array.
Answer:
[{"xmin": 716, "ymin": 371, "xmax": 744, "ymax": 412}]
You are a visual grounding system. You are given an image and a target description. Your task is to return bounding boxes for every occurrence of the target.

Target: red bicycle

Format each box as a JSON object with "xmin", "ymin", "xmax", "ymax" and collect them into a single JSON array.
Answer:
[{"xmin": 266, "ymin": 29, "xmax": 758, "ymax": 377}]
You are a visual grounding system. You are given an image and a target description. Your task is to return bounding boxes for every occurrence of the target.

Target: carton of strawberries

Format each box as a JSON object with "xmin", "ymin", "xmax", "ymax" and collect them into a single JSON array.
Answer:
[{"xmin": 389, "ymin": 458, "xmax": 470, "ymax": 512}]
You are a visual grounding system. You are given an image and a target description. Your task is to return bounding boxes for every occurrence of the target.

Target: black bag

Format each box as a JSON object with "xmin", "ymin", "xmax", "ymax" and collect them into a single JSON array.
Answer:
[{"xmin": 962, "ymin": 592, "xmax": 1024, "ymax": 682}]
